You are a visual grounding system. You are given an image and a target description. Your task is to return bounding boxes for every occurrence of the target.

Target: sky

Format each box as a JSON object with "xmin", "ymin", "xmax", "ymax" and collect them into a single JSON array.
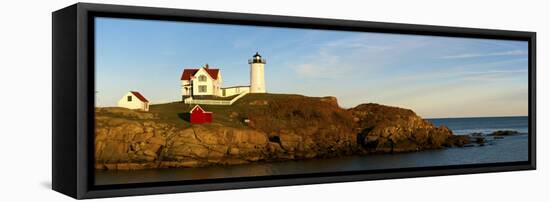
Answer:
[{"xmin": 95, "ymin": 17, "xmax": 529, "ymax": 118}]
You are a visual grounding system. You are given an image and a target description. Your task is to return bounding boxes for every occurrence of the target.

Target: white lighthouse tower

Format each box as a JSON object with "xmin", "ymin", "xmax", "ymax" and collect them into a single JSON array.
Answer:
[{"xmin": 249, "ymin": 52, "xmax": 266, "ymax": 93}]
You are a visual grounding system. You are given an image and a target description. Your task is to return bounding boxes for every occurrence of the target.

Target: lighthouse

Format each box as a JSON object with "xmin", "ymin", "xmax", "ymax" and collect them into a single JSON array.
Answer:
[{"xmin": 249, "ymin": 52, "xmax": 266, "ymax": 93}]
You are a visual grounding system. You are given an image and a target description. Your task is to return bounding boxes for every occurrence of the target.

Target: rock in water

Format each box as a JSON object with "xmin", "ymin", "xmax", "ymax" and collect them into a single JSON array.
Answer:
[
  {"xmin": 444, "ymin": 135, "xmax": 471, "ymax": 147},
  {"xmin": 489, "ymin": 130, "xmax": 519, "ymax": 136}
]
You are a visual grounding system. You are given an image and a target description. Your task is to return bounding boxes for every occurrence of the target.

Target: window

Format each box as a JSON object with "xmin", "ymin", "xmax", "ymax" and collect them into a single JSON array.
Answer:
[
  {"xmin": 198, "ymin": 75, "xmax": 207, "ymax": 82},
  {"xmin": 127, "ymin": 95, "xmax": 132, "ymax": 102},
  {"xmin": 199, "ymin": 85, "xmax": 207, "ymax": 92}
]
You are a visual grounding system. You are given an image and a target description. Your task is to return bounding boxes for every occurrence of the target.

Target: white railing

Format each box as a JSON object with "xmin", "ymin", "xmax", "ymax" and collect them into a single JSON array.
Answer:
[
  {"xmin": 228, "ymin": 91, "xmax": 249, "ymax": 104},
  {"xmin": 184, "ymin": 92, "xmax": 249, "ymax": 105}
]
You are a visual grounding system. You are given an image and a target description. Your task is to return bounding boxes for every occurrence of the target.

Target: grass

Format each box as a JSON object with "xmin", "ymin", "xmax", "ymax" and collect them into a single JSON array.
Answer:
[
  {"xmin": 149, "ymin": 102, "xmax": 242, "ymax": 129},
  {"xmin": 148, "ymin": 93, "xmax": 312, "ymax": 129},
  {"xmin": 149, "ymin": 93, "xmax": 347, "ymax": 132}
]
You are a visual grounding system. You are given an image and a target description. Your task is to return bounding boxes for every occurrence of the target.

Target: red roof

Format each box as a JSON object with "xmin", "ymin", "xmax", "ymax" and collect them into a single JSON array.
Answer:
[
  {"xmin": 190, "ymin": 105, "xmax": 213, "ymax": 124},
  {"xmin": 180, "ymin": 68, "xmax": 219, "ymax": 80},
  {"xmin": 190, "ymin": 105, "xmax": 212, "ymax": 114},
  {"xmin": 130, "ymin": 91, "xmax": 149, "ymax": 102}
]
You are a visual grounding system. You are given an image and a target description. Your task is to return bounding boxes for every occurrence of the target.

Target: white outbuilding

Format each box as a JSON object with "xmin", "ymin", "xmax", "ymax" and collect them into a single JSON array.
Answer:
[{"xmin": 117, "ymin": 91, "xmax": 150, "ymax": 111}]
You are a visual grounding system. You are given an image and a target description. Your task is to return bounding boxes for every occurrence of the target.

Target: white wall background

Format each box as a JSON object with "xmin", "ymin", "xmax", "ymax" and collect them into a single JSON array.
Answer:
[{"xmin": 0, "ymin": 0, "xmax": 547, "ymax": 201}]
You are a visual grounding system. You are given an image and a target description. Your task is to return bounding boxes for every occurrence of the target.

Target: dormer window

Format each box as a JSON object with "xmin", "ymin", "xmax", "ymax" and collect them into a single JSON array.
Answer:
[{"xmin": 198, "ymin": 75, "xmax": 207, "ymax": 82}]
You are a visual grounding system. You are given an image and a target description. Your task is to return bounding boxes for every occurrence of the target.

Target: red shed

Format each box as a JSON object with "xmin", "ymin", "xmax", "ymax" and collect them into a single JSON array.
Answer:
[{"xmin": 189, "ymin": 105, "xmax": 213, "ymax": 124}]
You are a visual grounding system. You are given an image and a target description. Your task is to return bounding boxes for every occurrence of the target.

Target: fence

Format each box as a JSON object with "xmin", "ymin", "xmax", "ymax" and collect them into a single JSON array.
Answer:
[{"xmin": 184, "ymin": 92, "xmax": 249, "ymax": 105}]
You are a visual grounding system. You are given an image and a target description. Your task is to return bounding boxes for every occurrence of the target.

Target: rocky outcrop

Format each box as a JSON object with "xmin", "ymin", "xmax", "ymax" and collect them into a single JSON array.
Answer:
[
  {"xmin": 95, "ymin": 108, "xmax": 271, "ymax": 170},
  {"xmin": 444, "ymin": 135, "xmax": 471, "ymax": 147},
  {"xmin": 161, "ymin": 126, "xmax": 270, "ymax": 168},
  {"xmin": 95, "ymin": 108, "xmax": 171, "ymax": 170},
  {"xmin": 349, "ymin": 103, "xmax": 455, "ymax": 153},
  {"xmin": 489, "ymin": 130, "xmax": 519, "ymax": 136},
  {"xmin": 95, "ymin": 96, "xmax": 469, "ymax": 170},
  {"xmin": 95, "ymin": 106, "xmax": 355, "ymax": 170},
  {"xmin": 243, "ymin": 94, "xmax": 358, "ymax": 158}
]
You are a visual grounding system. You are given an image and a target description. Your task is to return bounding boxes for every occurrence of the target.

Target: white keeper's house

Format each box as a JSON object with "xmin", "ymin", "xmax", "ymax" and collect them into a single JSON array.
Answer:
[
  {"xmin": 117, "ymin": 91, "xmax": 150, "ymax": 111},
  {"xmin": 180, "ymin": 52, "xmax": 267, "ymax": 101}
]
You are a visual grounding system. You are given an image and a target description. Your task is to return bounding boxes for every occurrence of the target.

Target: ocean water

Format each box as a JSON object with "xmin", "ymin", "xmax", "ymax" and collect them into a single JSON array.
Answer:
[
  {"xmin": 429, "ymin": 116, "xmax": 529, "ymax": 135},
  {"xmin": 95, "ymin": 116, "xmax": 529, "ymax": 185}
]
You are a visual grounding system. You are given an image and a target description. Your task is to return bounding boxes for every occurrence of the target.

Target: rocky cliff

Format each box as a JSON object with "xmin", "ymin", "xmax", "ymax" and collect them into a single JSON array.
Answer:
[
  {"xmin": 95, "ymin": 108, "xmax": 271, "ymax": 170},
  {"xmin": 95, "ymin": 94, "xmax": 465, "ymax": 170},
  {"xmin": 350, "ymin": 103, "xmax": 454, "ymax": 153}
]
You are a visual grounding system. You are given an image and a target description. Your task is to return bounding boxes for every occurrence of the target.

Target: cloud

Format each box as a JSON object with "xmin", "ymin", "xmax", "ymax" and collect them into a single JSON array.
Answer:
[
  {"xmin": 441, "ymin": 50, "xmax": 527, "ymax": 59},
  {"xmin": 295, "ymin": 64, "xmax": 319, "ymax": 77},
  {"xmin": 461, "ymin": 69, "xmax": 527, "ymax": 75},
  {"xmin": 323, "ymin": 35, "xmax": 395, "ymax": 51},
  {"xmin": 459, "ymin": 69, "xmax": 527, "ymax": 81},
  {"xmin": 392, "ymin": 68, "xmax": 527, "ymax": 85},
  {"xmin": 286, "ymin": 33, "xmax": 528, "ymax": 118},
  {"xmin": 293, "ymin": 34, "xmax": 427, "ymax": 79},
  {"xmin": 296, "ymin": 63, "xmax": 350, "ymax": 79}
]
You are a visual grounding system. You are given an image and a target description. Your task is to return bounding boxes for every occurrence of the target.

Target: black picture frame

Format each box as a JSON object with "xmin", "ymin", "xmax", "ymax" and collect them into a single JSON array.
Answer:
[{"xmin": 52, "ymin": 2, "xmax": 536, "ymax": 199}]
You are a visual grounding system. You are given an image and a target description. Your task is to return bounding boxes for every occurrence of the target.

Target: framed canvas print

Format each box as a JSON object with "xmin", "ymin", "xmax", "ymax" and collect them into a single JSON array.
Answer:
[{"xmin": 52, "ymin": 3, "xmax": 536, "ymax": 199}]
